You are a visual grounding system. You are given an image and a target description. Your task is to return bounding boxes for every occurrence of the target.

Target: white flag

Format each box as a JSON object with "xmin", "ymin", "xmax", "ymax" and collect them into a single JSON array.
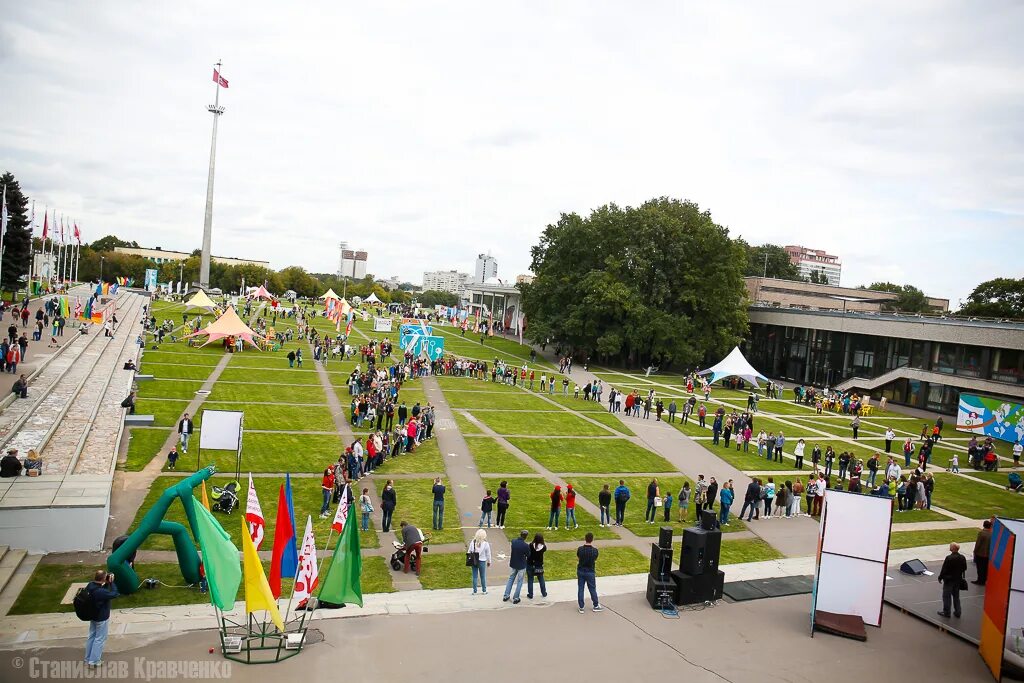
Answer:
[
  {"xmin": 177, "ymin": 280, "xmax": 183, "ymax": 294},
  {"xmin": 330, "ymin": 484, "xmax": 350, "ymax": 534},
  {"xmin": 245, "ymin": 474, "xmax": 266, "ymax": 550},
  {"xmin": 0, "ymin": 185, "xmax": 7, "ymax": 236},
  {"xmin": 292, "ymin": 516, "xmax": 319, "ymax": 606}
]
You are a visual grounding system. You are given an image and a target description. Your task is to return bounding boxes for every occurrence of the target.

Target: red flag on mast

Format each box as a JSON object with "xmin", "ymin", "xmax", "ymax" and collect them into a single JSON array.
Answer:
[
  {"xmin": 42, "ymin": 212, "xmax": 49, "ymax": 240},
  {"xmin": 73, "ymin": 223, "xmax": 81, "ymax": 244},
  {"xmin": 212, "ymin": 68, "xmax": 229, "ymax": 88}
]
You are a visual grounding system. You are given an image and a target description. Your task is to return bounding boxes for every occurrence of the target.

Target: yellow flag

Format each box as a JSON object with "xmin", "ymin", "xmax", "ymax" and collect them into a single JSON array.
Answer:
[
  {"xmin": 200, "ymin": 482, "xmax": 211, "ymax": 511},
  {"xmin": 241, "ymin": 518, "xmax": 284, "ymax": 630}
]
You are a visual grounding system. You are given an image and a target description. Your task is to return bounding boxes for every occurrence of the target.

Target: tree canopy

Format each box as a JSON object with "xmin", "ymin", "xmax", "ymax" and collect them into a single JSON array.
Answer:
[
  {"xmin": 737, "ymin": 241, "xmax": 800, "ymax": 280},
  {"xmin": 522, "ymin": 197, "xmax": 748, "ymax": 369},
  {"xmin": 417, "ymin": 289, "xmax": 459, "ymax": 307},
  {"xmin": 864, "ymin": 282, "xmax": 932, "ymax": 313},
  {"xmin": 0, "ymin": 172, "xmax": 33, "ymax": 292},
  {"xmin": 958, "ymin": 277, "xmax": 1024, "ymax": 319}
]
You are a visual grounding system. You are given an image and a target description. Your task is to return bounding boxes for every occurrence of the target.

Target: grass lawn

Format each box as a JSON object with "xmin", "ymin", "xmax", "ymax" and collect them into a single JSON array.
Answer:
[
  {"xmin": 474, "ymin": 411, "xmax": 614, "ymax": 437},
  {"xmin": 139, "ymin": 363, "xmax": 215, "ymax": 381},
  {"xmin": 175, "ymin": 432, "xmax": 344, "ymax": 473},
  {"xmin": 434, "ymin": 376, "xmax": 520, "ymax": 392},
  {"xmin": 959, "ymin": 471, "xmax": 1018, "ymax": 488},
  {"xmin": 373, "ymin": 438, "xmax": 447, "ymax": 475},
  {"xmin": 129, "ymin": 475, "xmax": 378, "ymax": 552},
  {"xmin": 507, "ymin": 437, "xmax": 675, "ymax": 474},
  {"xmin": 465, "ymin": 437, "xmax": 535, "ymax": 474},
  {"xmin": 480, "ymin": 477, "xmax": 618, "ymax": 542},
  {"xmin": 721, "ymin": 400, "xmax": 819, "ymax": 417},
  {"xmin": 700, "ymin": 442, "xmax": 794, "ymax": 472},
  {"xmin": 930, "ymin": 472, "xmax": 1024, "ymax": 519},
  {"xmin": 385, "ymin": 477, "xmax": 462, "ymax": 545},
  {"xmin": 9, "ymin": 555, "xmax": 395, "ymax": 615},
  {"xmin": 417, "ymin": 545, "xmax": 648, "ymax": 590},
  {"xmin": 197, "ymin": 402, "xmax": 335, "ymax": 432},
  {"xmin": 218, "ymin": 368, "xmax": 321, "ymax": 385},
  {"xmin": 585, "ymin": 412, "xmax": 636, "ymax": 436},
  {"xmin": 889, "ymin": 528, "xmax": 980, "ymax": 550},
  {"xmin": 442, "ymin": 390, "xmax": 555, "ymax": 411},
  {"xmin": 891, "ymin": 508, "xmax": 954, "ymax": 523},
  {"xmin": 211, "ymin": 382, "xmax": 327, "ymax": 404},
  {"xmin": 134, "ymin": 399, "xmax": 189, "ymax": 427},
  {"xmin": 720, "ymin": 538, "xmax": 783, "ymax": 565},
  {"xmin": 142, "ymin": 351, "xmax": 222, "ymax": 366},
  {"xmin": 137, "ymin": 379, "xmax": 207, "ymax": 400},
  {"xmin": 538, "ymin": 394, "xmax": 608, "ymax": 412},
  {"xmin": 122, "ymin": 428, "xmax": 171, "ymax": 471},
  {"xmin": 453, "ymin": 412, "xmax": 483, "ymax": 434}
]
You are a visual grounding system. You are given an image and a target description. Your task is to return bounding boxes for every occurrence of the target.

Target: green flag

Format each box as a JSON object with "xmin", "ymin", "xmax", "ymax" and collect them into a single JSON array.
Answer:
[
  {"xmin": 193, "ymin": 499, "xmax": 242, "ymax": 610},
  {"xmin": 317, "ymin": 507, "xmax": 362, "ymax": 607}
]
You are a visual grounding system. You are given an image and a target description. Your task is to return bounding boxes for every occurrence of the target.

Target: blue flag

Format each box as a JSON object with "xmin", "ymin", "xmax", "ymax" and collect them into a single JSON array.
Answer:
[{"xmin": 282, "ymin": 473, "xmax": 299, "ymax": 578}]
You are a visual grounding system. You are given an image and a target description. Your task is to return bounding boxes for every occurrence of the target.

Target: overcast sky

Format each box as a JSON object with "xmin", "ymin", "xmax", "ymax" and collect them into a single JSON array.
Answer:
[{"xmin": 1, "ymin": 1, "xmax": 1021, "ymax": 305}]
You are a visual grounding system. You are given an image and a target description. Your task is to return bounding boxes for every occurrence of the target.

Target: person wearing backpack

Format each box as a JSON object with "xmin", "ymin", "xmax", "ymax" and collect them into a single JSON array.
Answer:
[{"xmin": 79, "ymin": 569, "xmax": 119, "ymax": 666}]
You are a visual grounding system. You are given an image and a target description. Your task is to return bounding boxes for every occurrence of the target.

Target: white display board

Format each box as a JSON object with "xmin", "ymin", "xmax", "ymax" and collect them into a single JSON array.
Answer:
[
  {"xmin": 199, "ymin": 410, "xmax": 244, "ymax": 451},
  {"xmin": 812, "ymin": 490, "xmax": 893, "ymax": 629},
  {"xmin": 373, "ymin": 317, "xmax": 393, "ymax": 332}
]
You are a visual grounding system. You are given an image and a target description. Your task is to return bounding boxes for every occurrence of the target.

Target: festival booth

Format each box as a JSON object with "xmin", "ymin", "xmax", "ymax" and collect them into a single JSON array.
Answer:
[
  {"xmin": 319, "ymin": 288, "xmax": 340, "ymax": 301},
  {"xmin": 363, "ymin": 292, "xmax": 382, "ymax": 306},
  {"xmin": 696, "ymin": 346, "xmax": 769, "ymax": 387},
  {"xmin": 247, "ymin": 285, "xmax": 274, "ymax": 300},
  {"xmin": 184, "ymin": 306, "xmax": 267, "ymax": 350},
  {"xmin": 184, "ymin": 289, "xmax": 220, "ymax": 312}
]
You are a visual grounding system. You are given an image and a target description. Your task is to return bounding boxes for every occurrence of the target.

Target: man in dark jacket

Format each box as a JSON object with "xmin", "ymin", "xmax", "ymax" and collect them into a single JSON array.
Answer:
[
  {"xmin": 741, "ymin": 479, "xmax": 761, "ymax": 522},
  {"xmin": 397, "ymin": 402, "xmax": 408, "ymax": 427},
  {"xmin": 0, "ymin": 449, "xmax": 23, "ymax": 477},
  {"xmin": 84, "ymin": 569, "xmax": 119, "ymax": 666},
  {"xmin": 974, "ymin": 520, "xmax": 992, "ymax": 585},
  {"xmin": 431, "ymin": 477, "xmax": 446, "ymax": 530},
  {"xmin": 937, "ymin": 543, "xmax": 968, "ymax": 618},
  {"xmin": 503, "ymin": 530, "xmax": 530, "ymax": 604},
  {"xmin": 705, "ymin": 477, "xmax": 719, "ymax": 512},
  {"xmin": 178, "ymin": 413, "xmax": 194, "ymax": 453}
]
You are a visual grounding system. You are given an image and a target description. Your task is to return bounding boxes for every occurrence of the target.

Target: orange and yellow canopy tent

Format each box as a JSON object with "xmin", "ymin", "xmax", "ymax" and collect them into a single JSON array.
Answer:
[
  {"xmin": 184, "ymin": 289, "xmax": 218, "ymax": 311},
  {"xmin": 184, "ymin": 306, "xmax": 265, "ymax": 349}
]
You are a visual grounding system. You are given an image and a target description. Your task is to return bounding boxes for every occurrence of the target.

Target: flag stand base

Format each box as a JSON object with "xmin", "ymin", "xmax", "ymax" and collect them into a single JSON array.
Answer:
[{"xmin": 217, "ymin": 612, "xmax": 310, "ymax": 664}]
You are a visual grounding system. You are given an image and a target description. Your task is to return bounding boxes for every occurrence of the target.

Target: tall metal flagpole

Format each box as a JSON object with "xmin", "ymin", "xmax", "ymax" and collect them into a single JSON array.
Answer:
[
  {"xmin": 26, "ymin": 200, "xmax": 34, "ymax": 291},
  {"xmin": 74, "ymin": 232, "xmax": 80, "ymax": 283},
  {"xmin": 200, "ymin": 60, "xmax": 226, "ymax": 290}
]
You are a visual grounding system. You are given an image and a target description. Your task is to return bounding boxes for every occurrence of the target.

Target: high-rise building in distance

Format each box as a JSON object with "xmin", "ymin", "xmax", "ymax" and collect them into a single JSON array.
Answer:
[
  {"xmin": 423, "ymin": 270, "xmax": 470, "ymax": 295},
  {"xmin": 475, "ymin": 253, "xmax": 498, "ymax": 283},
  {"xmin": 784, "ymin": 245, "xmax": 842, "ymax": 285},
  {"xmin": 340, "ymin": 248, "xmax": 368, "ymax": 280}
]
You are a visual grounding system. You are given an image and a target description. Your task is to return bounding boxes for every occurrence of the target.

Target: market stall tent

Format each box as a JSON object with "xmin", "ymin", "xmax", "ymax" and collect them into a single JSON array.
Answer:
[
  {"xmin": 184, "ymin": 305, "xmax": 265, "ymax": 348},
  {"xmin": 183, "ymin": 289, "xmax": 219, "ymax": 311},
  {"xmin": 246, "ymin": 285, "xmax": 274, "ymax": 300},
  {"xmin": 363, "ymin": 292, "xmax": 382, "ymax": 305},
  {"xmin": 696, "ymin": 346, "xmax": 769, "ymax": 387},
  {"xmin": 320, "ymin": 288, "xmax": 340, "ymax": 300}
]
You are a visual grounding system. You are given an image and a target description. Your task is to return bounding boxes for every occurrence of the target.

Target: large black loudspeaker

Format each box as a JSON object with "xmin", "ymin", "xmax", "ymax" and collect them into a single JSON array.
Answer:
[
  {"xmin": 650, "ymin": 543, "xmax": 673, "ymax": 579},
  {"xmin": 700, "ymin": 510, "xmax": 717, "ymax": 531},
  {"xmin": 681, "ymin": 528, "xmax": 722, "ymax": 575},
  {"xmin": 646, "ymin": 575, "xmax": 675, "ymax": 609},
  {"xmin": 900, "ymin": 559, "xmax": 927, "ymax": 575},
  {"xmin": 670, "ymin": 569, "xmax": 725, "ymax": 605},
  {"xmin": 658, "ymin": 526, "xmax": 674, "ymax": 549},
  {"xmin": 703, "ymin": 529, "xmax": 722, "ymax": 574}
]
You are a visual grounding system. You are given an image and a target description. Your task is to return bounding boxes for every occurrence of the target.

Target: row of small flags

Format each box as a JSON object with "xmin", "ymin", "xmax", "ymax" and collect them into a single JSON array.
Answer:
[{"xmin": 195, "ymin": 473, "xmax": 361, "ymax": 622}]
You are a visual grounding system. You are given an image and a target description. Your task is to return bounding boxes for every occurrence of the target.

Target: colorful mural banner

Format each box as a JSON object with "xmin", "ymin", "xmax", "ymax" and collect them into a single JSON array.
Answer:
[
  {"xmin": 958, "ymin": 393, "xmax": 1024, "ymax": 444},
  {"xmin": 399, "ymin": 332, "xmax": 445, "ymax": 361}
]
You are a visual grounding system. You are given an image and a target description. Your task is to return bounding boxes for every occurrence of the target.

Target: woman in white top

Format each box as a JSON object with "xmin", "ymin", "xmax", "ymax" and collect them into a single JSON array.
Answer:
[
  {"xmin": 469, "ymin": 528, "xmax": 492, "ymax": 595},
  {"xmin": 794, "ymin": 439, "xmax": 806, "ymax": 469},
  {"xmin": 757, "ymin": 430, "xmax": 767, "ymax": 457}
]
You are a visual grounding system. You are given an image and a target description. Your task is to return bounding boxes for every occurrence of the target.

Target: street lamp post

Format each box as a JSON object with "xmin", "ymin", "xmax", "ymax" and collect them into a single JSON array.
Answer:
[
  {"xmin": 179, "ymin": 263, "xmax": 184, "ymax": 293},
  {"xmin": 100, "ymin": 256, "xmax": 105, "ymax": 284}
]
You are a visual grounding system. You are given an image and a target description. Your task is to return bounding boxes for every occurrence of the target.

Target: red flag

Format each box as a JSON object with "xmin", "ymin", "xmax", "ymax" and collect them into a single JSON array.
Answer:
[
  {"xmin": 73, "ymin": 223, "xmax": 81, "ymax": 244},
  {"xmin": 213, "ymin": 68, "xmax": 229, "ymax": 88},
  {"xmin": 268, "ymin": 483, "xmax": 295, "ymax": 599},
  {"xmin": 42, "ymin": 212, "xmax": 49, "ymax": 240}
]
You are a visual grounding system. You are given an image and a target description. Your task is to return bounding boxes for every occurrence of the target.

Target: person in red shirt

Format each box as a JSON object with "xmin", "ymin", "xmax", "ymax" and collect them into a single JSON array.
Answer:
[
  {"xmin": 320, "ymin": 466, "xmax": 336, "ymax": 517},
  {"xmin": 547, "ymin": 485, "xmax": 564, "ymax": 530},
  {"xmin": 625, "ymin": 394, "xmax": 635, "ymax": 415},
  {"xmin": 406, "ymin": 419, "xmax": 418, "ymax": 452},
  {"xmin": 565, "ymin": 484, "xmax": 579, "ymax": 529}
]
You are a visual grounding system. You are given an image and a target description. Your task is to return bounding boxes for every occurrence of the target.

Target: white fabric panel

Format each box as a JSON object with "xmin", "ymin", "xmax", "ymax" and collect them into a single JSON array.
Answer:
[
  {"xmin": 1005, "ymin": 590, "xmax": 1024, "ymax": 653},
  {"xmin": 815, "ymin": 553, "xmax": 886, "ymax": 627},
  {"xmin": 821, "ymin": 490, "xmax": 891, "ymax": 563},
  {"xmin": 199, "ymin": 410, "xmax": 243, "ymax": 451}
]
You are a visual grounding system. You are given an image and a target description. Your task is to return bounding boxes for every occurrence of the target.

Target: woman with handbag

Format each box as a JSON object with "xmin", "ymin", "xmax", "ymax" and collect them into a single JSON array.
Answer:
[
  {"xmin": 359, "ymin": 487, "xmax": 373, "ymax": 531},
  {"xmin": 646, "ymin": 478, "xmax": 661, "ymax": 523},
  {"xmin": 468, "ymin": 529, "xmax": 492, "ymax": 595}
]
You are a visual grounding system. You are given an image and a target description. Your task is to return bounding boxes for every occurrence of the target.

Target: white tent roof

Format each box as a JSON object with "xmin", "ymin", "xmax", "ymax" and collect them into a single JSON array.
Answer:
[
  {"xmin": 183, "ymin": 289, "xmax": 218, "ymax": 311},
  {"xmin": 320, "ymin": 288, "xmax": 340, "ymax": 300},
  {"xmin": 696, "ymin": 346, "xmax": 769, "ymax": 387},
  {"xmin": 363, "ymin": 292, "xmax": 382, "ymax": 304}
]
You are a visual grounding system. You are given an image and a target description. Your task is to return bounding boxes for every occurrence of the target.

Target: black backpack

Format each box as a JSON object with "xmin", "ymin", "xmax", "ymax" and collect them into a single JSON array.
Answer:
[{"xmin": 73, "ymin": 585, "xmax": 97, "ymax": 621}]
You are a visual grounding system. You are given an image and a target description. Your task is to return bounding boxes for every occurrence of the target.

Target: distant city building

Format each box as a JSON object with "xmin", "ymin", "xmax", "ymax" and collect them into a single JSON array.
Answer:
[
  {"xmin": 113, "ymin": 246, "xmax": 268, "ymax": 267},
  {"xmin": 340, "ymin": 248, "xmax": 368, "ymax": 280},
  {"xmin": 474, "ymin": 253, "xmax": 498, "ymax": 283},
  {"xmin": 423, "ymin": 270, "xmax": 470, "ymax": 295},
  {"xmin": 784, "ymin": 245, "xmax": 842, "ymax": 285},
  {"xmin": 745, "ymin": 277, "xmax": 949, "ymax": 314},
  {"xmin": 375, "ymin": 275, "xmax": 402, "ymax": 291},
  {"xmin": 515, "ymin": 274, "xmax": 535, "ymax": 285}
]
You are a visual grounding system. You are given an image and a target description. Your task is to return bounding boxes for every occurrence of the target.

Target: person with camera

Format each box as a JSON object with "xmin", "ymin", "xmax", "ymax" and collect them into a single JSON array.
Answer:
[{"xmin": 83, "ymin": 569, "xmax": 119, "ymax": 666}]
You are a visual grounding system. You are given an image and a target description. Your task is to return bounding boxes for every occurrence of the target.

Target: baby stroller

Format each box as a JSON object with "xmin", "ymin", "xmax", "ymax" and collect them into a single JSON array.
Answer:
[
  {"xmin": 211, "ymin": 480, "xmax": 240, "ymax": 513},
  {"xmin": 390, "ymin": 534, "xmax": 430, "ymax": 571},
  {"xmin": 1009, "ymin": 472, "xmax": 1023, "ymax": 494}
]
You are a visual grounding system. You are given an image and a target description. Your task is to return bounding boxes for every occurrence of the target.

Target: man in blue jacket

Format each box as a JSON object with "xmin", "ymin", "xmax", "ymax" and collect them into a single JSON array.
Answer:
[
  {"xmin": 85, "ymin": 570, "xmax": 119, "ymax": 666},
  {"xmin": 503, "ymin": 530, "xmax": 531, "ymax": 604},
  {"xmin": 613, "ymin": 480, "xmax": 631, "ymax": 526}
]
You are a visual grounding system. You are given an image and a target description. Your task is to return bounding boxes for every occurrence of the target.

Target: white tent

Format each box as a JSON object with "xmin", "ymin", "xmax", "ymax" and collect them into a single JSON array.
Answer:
[
  {"xmin": 696, "ymin": 346, "xmax": 769, "ymax": 387},
  {"xmin": 320, "ymin": 288, "xmax": 340, "ymax": 300},
  {"xmin": 363, "ymin": 292, "xmax": 382, "ymax": 305}
]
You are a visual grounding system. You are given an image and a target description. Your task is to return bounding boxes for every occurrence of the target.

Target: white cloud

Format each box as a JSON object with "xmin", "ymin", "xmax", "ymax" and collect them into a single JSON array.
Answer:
[{"xmin": 1, "ymin": 0, "xmax": 1021, "ymax": 304}]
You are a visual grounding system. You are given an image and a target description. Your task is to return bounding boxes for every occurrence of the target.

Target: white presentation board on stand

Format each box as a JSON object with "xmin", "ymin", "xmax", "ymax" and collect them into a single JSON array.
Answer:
[
  {"xmin": 812, "ymin": 490, "xmax": 893, "ymax": 629},
  {"xmin": 199, "ymin": 410, "xmax": 244, "ymax": 451}
]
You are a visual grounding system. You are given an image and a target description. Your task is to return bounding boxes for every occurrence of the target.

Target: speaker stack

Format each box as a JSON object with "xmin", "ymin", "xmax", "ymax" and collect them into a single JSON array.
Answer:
[
  {"xmin": 646, "ymin": 527, "xmax": 676, "ymax": 609},
  {"xmin": 670, "ymin": 527, "xmax": 724, "ymax": 605}
]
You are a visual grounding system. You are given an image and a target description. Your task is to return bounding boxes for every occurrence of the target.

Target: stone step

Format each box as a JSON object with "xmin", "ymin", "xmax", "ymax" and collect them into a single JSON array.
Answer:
[
  {"xmin": 0, "ymin": 549, "xmax": 27, "ymax": 598},
  {"xmin": 0, "ymin": 551, "xmax": 41, "ymax": 617}
]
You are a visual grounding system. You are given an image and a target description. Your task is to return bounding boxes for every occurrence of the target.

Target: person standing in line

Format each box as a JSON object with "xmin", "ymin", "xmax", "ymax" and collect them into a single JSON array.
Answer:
[
  {"xmin": 884, "ymin": 427, "xmax": 896, "ymax": 454},
  {"xmin": 774, "ymin": 431, "xmax": 785, "ymax": 463},
  {"xmin": 741, "ymin": 478, "xmax": 760, "ymax": 522},
  {"xmin": 503, "ymin": 530, "xmax": 530, "ymax": 604},
  {"xmin": 479, "ymin": 489, "xmax": 496, "ymax": 528},
  {"xmin": 598, "ymin": 484, "xmax": 612, "ymax": 527},
  {"xmin": 359, "ymin": 487, "xmax": 372, "ymax": 531},
  {"xmin": 793, "ymin": 439, "xmax": 805, "ymax": 469},
  {"xmin": 320, "ymin": 466, "xmax": 336, "ymax": 518},
  {"xmin": 677, "ymin": 482, "xmax": 690, "ymax": 522},
  {"xmin": 973, "ymin": 520, "xmax": 992, "ymax": 585},
  {"xmin": 645, "ymin": 478, "xmax": 660, "ymax": 523},
  {"xmin": 431, "ymin": 477, "xmax": 446, "ymax": 530},
  {"xmin": 937, "ymin": 542, "xmax": 968, "ymax": 619},
  {"xmin": 495, "ymin": 481, "xmax": 510, "ymax": 529},
  {"xmin": 576, "ymin": 532, "xmax": 603, "ymax": 613},
  {"xmin": 705, "ymin": 477, "xmax": 719, "ymax": 513},
  {"xmin": 851, "ymin": 415, "xmax": 861, "ymax": 440},
  {"xmin": 526, "ymin": 533, "xmax": 548, "ymax": 600},
  {"xmin": 83, "ymin": 569, "xmax": 119, "ymax": 666},
  {"xmin": 668, "ymin": 399, "xmax": 677, "ymax": 423},
  {"xmin": 469, "ymin": 529, "xmax": 491, "ymax": 595},
  {"xmin": 380, "ymin": 480, "xmax": 397, "ymax": 532},
  {"xmin": 613, "ymin": 479, "xmax": 630, "ymax": 526},
  {"xmin": 177, "ymin": 413, "xmax": 194, "ymax": 453},
  {"xmin": 547, "ymin": 485, "xmax": 563, "ymax": 530},
  {"xmin": 565, "ymin": 484, "xmax": 579, "ymax": 529},
  {"xmin": 719, "ymin": 481, "xmax": 734, "ymax": 526},
  {"xmin": 663, "ymin": 490, "xmax": 674, "ymax": 522}
]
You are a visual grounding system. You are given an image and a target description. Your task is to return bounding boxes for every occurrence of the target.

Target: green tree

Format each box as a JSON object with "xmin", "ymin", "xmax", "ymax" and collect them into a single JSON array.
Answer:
[
  {"xmin": 866, "ymin": 282, "xmax": 931, "ymax": 313},
  {"xmin": 738, "ymin": 241, "xmax": 800, "ymax": 280},
  {"xmin": 523, "ymin": 197, "xmax": 748, "ymax": 368},
  {"xmin": 88, "ymin": 234, "xmax": 139, "ymax": 252},
  {"xmin": 807, "ymin": 269, "xmax": 829, "ymax": 284},
  {"xmin": 417, "ymin": 290, "xmax": 458, "ymax": 307},
  {"xmin": 958, "ymin": 277, "xmax": 1024, "ymax": 318},
  {"xmin": 0, "ymin": 172, "xmax": 33, "ymax": 293}
]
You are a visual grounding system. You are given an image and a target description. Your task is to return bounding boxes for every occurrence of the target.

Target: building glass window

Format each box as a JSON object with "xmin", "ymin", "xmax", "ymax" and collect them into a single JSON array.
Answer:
[
  {"xmin": 934, "ymin": 344, "xmax": 983, "ymax": 378},
  {"xmin": 992, "ymin": 349, "xmax": 1024, "ymax": 384}
]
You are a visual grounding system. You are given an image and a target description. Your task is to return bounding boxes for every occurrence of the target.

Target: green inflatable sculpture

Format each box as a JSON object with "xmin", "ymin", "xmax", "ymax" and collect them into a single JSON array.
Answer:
[{"xmin": 107, "ymin": 467, "xmax": 216, "ymax": 594}]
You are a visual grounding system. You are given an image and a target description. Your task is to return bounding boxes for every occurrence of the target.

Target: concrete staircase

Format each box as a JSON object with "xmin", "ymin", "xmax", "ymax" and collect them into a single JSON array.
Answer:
[{"xmin": 0, "ymin": 546, "xmax": 42, "ymax": 616}]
